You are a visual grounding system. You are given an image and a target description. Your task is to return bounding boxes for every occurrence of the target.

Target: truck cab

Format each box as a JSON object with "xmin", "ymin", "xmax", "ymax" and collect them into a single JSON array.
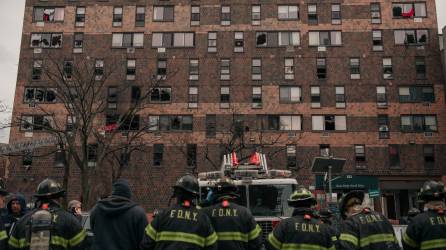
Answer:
[{"xmin": 198, "ymin": 152, "xmax": 298, "ymax": 241}]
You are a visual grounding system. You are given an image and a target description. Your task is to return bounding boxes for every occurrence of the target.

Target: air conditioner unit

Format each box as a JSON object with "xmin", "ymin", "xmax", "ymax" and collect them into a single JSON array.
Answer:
[
  {"xmin": 34, "ymin": 48, "xmax": 42, "ymax": 54},
  {"xmin": 157, "ymin": 47, "xmax": 166, "ymax": 53},
  {"xmin": 317, "ymin": 46, "xmax": 326, "ymax": 52},
  {"xmin": 286, "ymin": 46, "xmax": 295, "ymax": 52},
  {"xmin": 379, "ymin": 125, "xmax": 389, "ymax": 132},
  {"xmin": 127, "ymin": 47, "xmax": 135, "ymax": 54},
  {"xmin": 424, "ymin": 132, "xmax": 433, "ymax": 137},
  {"xmin": 288, "ymin": 132, "xmax": 296, "ymax": 137},
  {"xmin": 322, "ymin": 132, "xmax": 330, "ymax": 137},
  {"xmin": 73, "ymin": 48, "xmax": 83, "ymax": 54}
]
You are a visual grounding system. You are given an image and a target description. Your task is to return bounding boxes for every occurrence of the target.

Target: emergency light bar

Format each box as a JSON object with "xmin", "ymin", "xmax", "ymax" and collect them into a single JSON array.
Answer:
[{"xmin": 198, "ymin": 171, "xmax": 222, "ymax": 180}]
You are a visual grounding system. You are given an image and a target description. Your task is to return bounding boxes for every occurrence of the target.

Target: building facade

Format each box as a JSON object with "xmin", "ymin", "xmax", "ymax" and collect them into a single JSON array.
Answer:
[{"xmin": 6, "ymin": 0, "xmax": 446, "ymax": 219}]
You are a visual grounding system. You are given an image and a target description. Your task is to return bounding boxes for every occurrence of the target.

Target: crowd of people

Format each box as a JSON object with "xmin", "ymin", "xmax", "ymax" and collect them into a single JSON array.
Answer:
[{"xmin": 0, "ymin": 176, "xmax": 445, "ymax": 250}]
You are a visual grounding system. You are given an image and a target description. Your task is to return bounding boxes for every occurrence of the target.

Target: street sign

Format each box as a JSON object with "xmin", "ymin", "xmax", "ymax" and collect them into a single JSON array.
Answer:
[{"xmin": 369, "ymin": 189, "xmax": 380, "ymax": 198}]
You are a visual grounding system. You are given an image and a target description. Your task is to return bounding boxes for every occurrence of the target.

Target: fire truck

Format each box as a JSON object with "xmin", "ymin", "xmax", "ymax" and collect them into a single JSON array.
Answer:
[{"xmin": 198, "ymin": 152, "xmax": 298, "ymax": 241}]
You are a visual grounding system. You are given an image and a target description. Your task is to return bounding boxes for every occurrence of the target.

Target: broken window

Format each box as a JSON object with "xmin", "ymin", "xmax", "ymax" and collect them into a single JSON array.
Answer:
[
  {"xmin": 312, "ymin": 115, "xmax": 346, "ymax": 131},
  {"xmin": 30, "ymin": 33, "xmax": 62, "ymax": 48},
  {"xmin": 32, "ymin": 60, "xmax": 43, "ymax": 80},
  {"xmin": 33, "ymin": 7, "xmax": 64, "ymax": 22},
  {"xmin": 157, "ymin": 59, "xmax": 167, "ymax": 79},
  {"xmin": 150, "ymin": 87, "xmax": 171, "ymax": 103}
]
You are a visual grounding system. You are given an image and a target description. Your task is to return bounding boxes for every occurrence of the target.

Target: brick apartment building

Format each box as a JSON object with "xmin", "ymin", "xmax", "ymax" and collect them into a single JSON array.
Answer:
[{"xmin": 6, "ymin": 0, "xmax": 446, "ymax": 219}]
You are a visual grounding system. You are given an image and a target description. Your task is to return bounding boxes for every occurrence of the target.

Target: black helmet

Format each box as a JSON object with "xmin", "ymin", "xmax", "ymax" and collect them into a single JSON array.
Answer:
[
  {"xmin": 408, "ymin": 208, "xmax": 420, "ymax": 217},
  {"xmin": 287, "ymin": 186, "xmax": 316, "ymax": 207},
  {"xmin": 339, "ymin": 190, "xmax": 364, "ymax": 219},
  {"xmin": 319, "ymin": 208, "xmax": 333, "ymax": 219},
  {"xmin": 34, "ymin": 178, "xmax": 65, "ymax": 199},
  {"xmin": 213, "ymin": 178, "xmax": 238, "ymax": 197},
  {"xmin": 173, "ymin": 175, "xmax": 199, "ymax": 197},
  {"xmin": 418, "ymin": 181, "xmax": 445, "ymax": 202}
]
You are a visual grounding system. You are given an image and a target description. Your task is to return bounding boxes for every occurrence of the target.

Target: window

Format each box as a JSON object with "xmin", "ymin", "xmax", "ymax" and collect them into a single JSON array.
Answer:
[
  {"xmin": 153, "ymin": 144, "xmax": 164, "ymax": 166},
  {"xmin": 220, "ymin": 59, "xmax": 230, "ymax": 80},
  {"xmin": 259, "ymin": 115, "xmax": 302, "ymax": 131},
  {"xmin": 234, "ymin": 32, "xmax": 244, "ymax": 52},
  {"xmin": 308, "ymin": 4, "xmax": 317, "ymax": 24},
  {"xmin": 75, "ymin": 7, "xmax": 85, "ymax": 27},
  {"xmin": 383, "ymin": 58, "xmax": 393, "ymax": 79},
  {"xmin": 316, "ymin": 58, "xmax": 326, "ymax": 80},
  {"xmin": 350, "ymin": 58, "xmax": 360, "ymax": 79},
  {"xmin": 392, "ymin": 3, "xmax": 426, "ymax": 18},
  {"xmin": 401, "ymin": 115, "xmax": 437, "ymax": 132},
  {"xmin": 378, "ymin": 115, "xmax": 390, "ymax": 139},
  {"xmin": 157, "ymin": 59, "xmax": 167, "ymax": 80},
  {"xmin": 131, "ymin": 86, "xmax": 141, "ymax": 103},
  {"xmin": 399, "ymin": 86, "xmax": 435, "ymax": 103},
  {"xmin": 286, "ymin": 145, "xmax": 297, "ymax": 168},
  {"xmin": 208, "ymin": 32, "xmax": 217, "ymax": 53},
  {"xmin": 280, "ymin": 86, "xmax": 301, "ymax": 103},
  {"xmin": 33, "ymin": 7, "xmax": 64, "ymax": 22},
  {"xmin": 310, "ymin": 86, "xmax": 320, "ymax": 108},
  {"xmin": 206, "ymin": 115, "xmax": 216, "ymax": 138},
  {"xmin": 394, "ymin": 30, "xmax": 428, "ymax": 45},
  {"xmin": 20, "ymin": 115, "xmax": 54, "ymax": 131},
  {"xmin": 126, "ymin": 59, "xmax": 136, "ymax": 80},
  {"xmin": 66, "ymin": 116, "xmax": 76, "ymax": 132},
  {"xmin": 376, "ymin": 86, "xmax": 387, "ymax": 107},
  {"xmin": 188, "ymin": 87, "xmax": 198, "ymax": 108},
  {"xmin": 221, "ymin": 6, "xmax": 231, "ymax": 25},
  {"xmin": 220, "ymin": 87, "xmax": 230, "ymax": 108},
  {"xmin": 63, "ymin": 60, "xmax": 73, "ymax": 80},
  {"xmin": 112, "ymin": 33, "xmax": 144, "ymax": 48},
  {"xmin": 191, "ymin": 6, "xmax": 200, "ymax": 26},
  {"xmin": 23, "ymin": 150, "xmax": 33, "ymax": 166},
  {"xmin": 117, "ymin": 115, "xmax": 140, "ymax": 131},
  {"xmin": 331, "ymin": 4, "xmax": 341, "ymax": 24},
  {"xmin": 389, "ymin": 145, "xmax": 400, "ymax": 168},
  {"xmin": 95, "ymin": 59, "xmax": 104, "ymax": 80},
  {"xmin": 354, "ymin": 145, "xmax": 366, "ymax": 162},
  {"xmin": 73, "ymin": 33, "xmax": 83, "ymax": 53},
  {"xmin": 278, "ymin": 5, "xmax": 298, "ymax": 20},
  {"xmin": 370, "ymin": 3, "xmax": 381, "ymax": 24},
  {"xmin": 372, "ymin": 30, "xmax": 383, "ymax": 51},
  {"xmin": 187, "ymin": 144, "xmax": 197, "ymax": 167},
  {"xmin": 30, "ymin": 33, "xmax": 62, "ymax": 48},
  {"xmin": 309, "ymin": 31, "xmax": 342, "ymax": 46},
  {"xmin": 252, "ymin": 87, "xmax": 262, "ymax": 108},
  {"xmin": 284, "ymin": 58, "xmax": 294, "ymax": 79},
  {"xmin": 252, "ymin": 59, "xmax": 261, "ymax": 80},
  {"xmin": 113, "ymin": 7, "xmax": 123, "ymax": 27},
  {"xmin": 415, "ymin": 57, "xmax": 426, "ymax": 79},
  {"xmin": 32, "ymin": 60, "xmax": 43, "ymax": 80},
  {"xmin": 312, "ymin": 115, "xmax": 347, "ymax": 131},
  {"xmin": 256, "ymin": 32, "xmax": 300, "ymax": 47},
  {"xmin": 252, "ymin": 5, "xmax": 261, "ymax": 25},
  {"xmin": 24, "ymin": 87, "xmax": 56, "ymax": 104},
  {"xmin": 320, "ymin": 144, "xmax": 330, "ymax": 157},
  {"xmin": 151, "ymin": 32, "xmax": 194, "ymax": 48},
  {"xmin": 163, "ymin": 116, "xmax": 193, "ymax": 131},
  {"xmin": 150, "ymin": 87, "xmax": 171, "ymax": 103},
  {"xmin": 135, "ymin": 6, "xmax": 145, "ymax": 26},
  {"xmin": 423, "ymin": 145, "xmax": 435, "ymax": 168},
  {"xmin": 335, "ymin": 86, "xmax": 345, "ymax": 108},
  {"xmin": 153, "ymin": 6, "xmax": 174, "ymax": 22},
  {"xmin": 107, "ymin": 87, "xmax": 117, "ymax": 109},
  {"xmin": 189, "ymin": 59, "xmax": 199, "ymax": 80}
]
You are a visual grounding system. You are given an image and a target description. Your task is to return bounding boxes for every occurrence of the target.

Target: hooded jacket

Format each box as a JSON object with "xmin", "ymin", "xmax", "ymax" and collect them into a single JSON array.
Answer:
[
  {"xmin": 3, "ymin": 194, "xmax": 27, "ymax": 234},
  {"xmin": 90, "ymin": 195, "xmax": 148, "ymax": 250}
]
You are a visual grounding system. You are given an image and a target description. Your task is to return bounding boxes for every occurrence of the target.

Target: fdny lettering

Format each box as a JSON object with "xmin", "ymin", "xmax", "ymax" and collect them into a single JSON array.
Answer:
[
  {"xmin": 429, "ymin": 216, "xmax": 446, "ymax": 225},
  {"xmin": 211, "ymin": 208, "xmax": 238, "ymax": 217},
  {"xmin": 170, "ymin": 209, "xmax": 198, "ymax": 221},
  {"xmin": 294, "ymin": 223, "xmax": 320, "ymax": 233},
  {"xmin": 358, "ymin": 214, "xmax": 383, "ymax": 224}
]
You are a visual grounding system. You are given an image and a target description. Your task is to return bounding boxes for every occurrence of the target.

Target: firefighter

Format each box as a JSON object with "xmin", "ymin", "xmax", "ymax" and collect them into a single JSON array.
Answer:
[
  {"xmin": 202, "ymin": 178, "xmax": 262, "ymax": 250},
  {"xmin": 140, "ymin": 175, "xmax": 218, "ymax": 250},
  {"xmin": 0, "ymin": 216, "xmax": 7, "ymax": 250},
  {"xmin": 265, "ymin": 186, "xmax": 336, "ymax": 250},
  {"xmin": 8, "ymin": 178, "xmax": 87, "ymax": 250},
  {"xmin": 338, "ymin": 190, "xmax": 399, "ymax": 250},
  {"xmin": 403, "ymin": 180, "xmax": 446, "ymax": 250}
]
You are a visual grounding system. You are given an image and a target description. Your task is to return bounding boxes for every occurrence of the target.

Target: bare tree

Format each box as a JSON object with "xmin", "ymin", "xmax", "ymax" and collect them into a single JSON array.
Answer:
[{"xmin": 10, "ymin": 55, "xmax": 171, "ymax": 207}]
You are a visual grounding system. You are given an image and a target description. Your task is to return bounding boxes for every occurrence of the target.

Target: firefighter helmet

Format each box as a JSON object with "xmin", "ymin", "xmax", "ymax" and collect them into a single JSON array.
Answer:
[
  {"xmin": 287, "ymin": 186, "xmax": 317, "ymax": 207},
  {"xmin": 408, "ymin": 207, "xmax": 420, "ymax": 217},
  {"xmin": 213, "ymin": 178, "xmax": 239, "ymax": 197},
  {"xmin": 339, "ymin": 190, "xmax": 365, "ymax": 219},
  {"xmin": 319, "ymin": 208, "xmax": 333, "ymax": 219},
  {"xmin": 418, "ymin": 181, "xmax": 446, "ymax": 202},
  {"xmin": 34, "ymin": 178, "xmax": 65, "ymax": 199},
  {"xmin": 173, "ymin": 175, "xmax": 199, "ymax": 196}
]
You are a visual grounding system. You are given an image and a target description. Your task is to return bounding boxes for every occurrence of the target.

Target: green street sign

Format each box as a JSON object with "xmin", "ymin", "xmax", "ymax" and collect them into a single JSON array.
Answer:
[{"xmin": 369, "ymin": 189, "xmax": 380, "ymax": 198}]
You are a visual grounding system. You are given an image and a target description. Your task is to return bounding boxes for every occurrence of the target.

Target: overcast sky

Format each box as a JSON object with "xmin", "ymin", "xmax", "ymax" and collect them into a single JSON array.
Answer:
[{"xmin": 0, "ymin": 0, "xmax": 445, "ymax": 143}]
